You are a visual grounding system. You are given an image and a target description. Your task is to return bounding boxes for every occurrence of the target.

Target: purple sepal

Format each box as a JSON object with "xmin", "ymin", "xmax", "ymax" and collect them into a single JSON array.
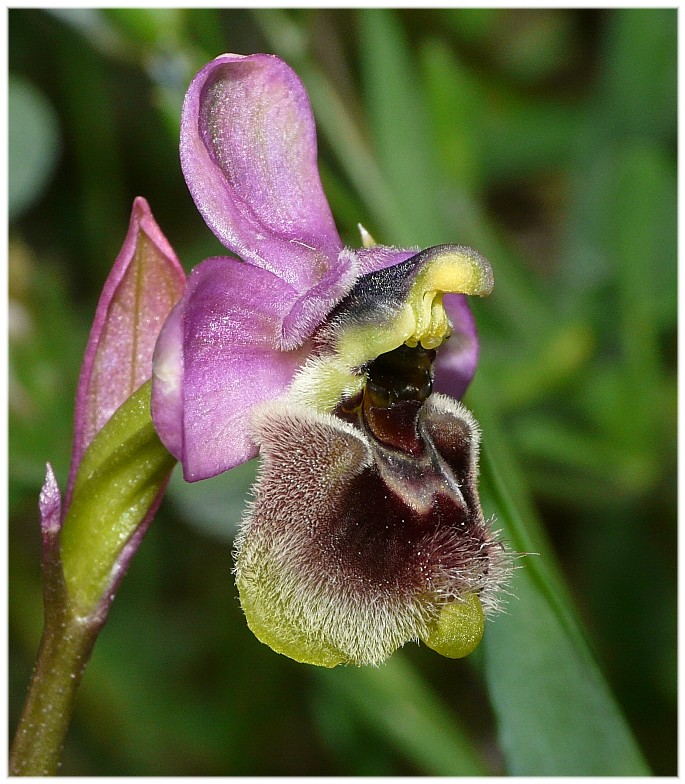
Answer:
[
  {"xmin": 433, "ymin": 294, "xmax": 480, "ymax": 400},
  {"xmin": 152, "ymin": 257, "xmax": 313, "ymax": 482},
  {"xmin": 67, "ymin": 197, "xmax": 185, "ymax": 504},
  {"xmin": 181, "ymin": 53, "xmax": 343, "ymax": 294}
]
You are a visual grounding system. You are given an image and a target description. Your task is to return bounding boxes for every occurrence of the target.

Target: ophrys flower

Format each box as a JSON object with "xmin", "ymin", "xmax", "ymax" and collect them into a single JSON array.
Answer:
[{"xmin": 151, "ymin": 53, "xmax": 511, "ymax": 667}]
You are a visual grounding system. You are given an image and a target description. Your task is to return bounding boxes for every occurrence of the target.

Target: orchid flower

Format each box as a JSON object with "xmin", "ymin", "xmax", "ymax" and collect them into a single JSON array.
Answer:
[{"xmin": 151, "ymin": 53, "xmax": 511, "ymax": 667}]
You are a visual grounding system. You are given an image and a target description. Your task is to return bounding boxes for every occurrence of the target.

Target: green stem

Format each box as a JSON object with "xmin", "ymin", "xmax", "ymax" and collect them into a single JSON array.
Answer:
[
  {"xmin": 10, "ymin": 382, "xmax": 175, "ymax": 775},
  {"xmin": 9, "ymin": 607, "xmax": 98, "ymax": 775}
]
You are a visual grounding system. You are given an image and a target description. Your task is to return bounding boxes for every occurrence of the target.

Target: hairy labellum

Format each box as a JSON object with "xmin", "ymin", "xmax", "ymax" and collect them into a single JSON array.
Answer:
[{"xmin": 234, "ymin": 343, "xmax": 511, "ymax": 667}]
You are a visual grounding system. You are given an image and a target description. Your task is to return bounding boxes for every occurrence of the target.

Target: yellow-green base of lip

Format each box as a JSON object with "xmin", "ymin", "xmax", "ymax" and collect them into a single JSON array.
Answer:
[
  {"xmin": 421, "ymin": 594, "xmax": 485, "ymax": 659},
  {"xmin": 237, "ymin": 579, "xmax": 347, "ymax": 668}
]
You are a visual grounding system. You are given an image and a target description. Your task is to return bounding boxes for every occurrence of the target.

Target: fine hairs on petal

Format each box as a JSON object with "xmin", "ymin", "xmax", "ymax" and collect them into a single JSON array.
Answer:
[{"xmin": 419, "ymin": 394, "xmax": 513, "ymax": 614}]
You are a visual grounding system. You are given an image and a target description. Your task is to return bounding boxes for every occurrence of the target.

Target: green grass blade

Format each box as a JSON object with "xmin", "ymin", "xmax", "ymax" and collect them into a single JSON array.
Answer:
[
  {"xmin": 475, "ymin": 389, "xmax": 650, "ymax": 775},
  {"xmin": 315, "ymin": 655, "xmax": 490, "ymax": 775},
  {"xmin": 357, "ymin": 9, "xmax": 444, "ymax": 246},
  {"xmin": 483, "ymin": 561, "xmax": 650, "ymax": 775}
]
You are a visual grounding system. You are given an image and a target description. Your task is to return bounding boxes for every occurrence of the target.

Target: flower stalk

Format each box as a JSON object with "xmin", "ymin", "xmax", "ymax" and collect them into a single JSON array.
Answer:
[
  {"xmin": 10, "ymin": 619, "xmax": 97, "ymax": 776},
  {"xmin": 10, "ymin": 384, "xmax": 177, "ymax": 775},
  {"xmin": 10, "ymin": 547, "xmax": 98, "ymax": 775},
  {"xmin": 10, "ymin": 198, "xmax": 184, "ymax": 775}
]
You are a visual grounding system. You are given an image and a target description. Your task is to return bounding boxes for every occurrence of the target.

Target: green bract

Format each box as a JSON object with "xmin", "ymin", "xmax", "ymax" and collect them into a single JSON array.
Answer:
[{"xmin": 60, "ymin": 382, "xmax": 176, "ymax": 616}]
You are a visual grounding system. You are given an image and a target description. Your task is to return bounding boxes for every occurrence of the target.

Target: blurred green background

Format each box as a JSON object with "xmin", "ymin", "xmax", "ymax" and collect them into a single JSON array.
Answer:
[{"xmin": 9, "ymin": 8, "xmax": 676, "ymax": 776}]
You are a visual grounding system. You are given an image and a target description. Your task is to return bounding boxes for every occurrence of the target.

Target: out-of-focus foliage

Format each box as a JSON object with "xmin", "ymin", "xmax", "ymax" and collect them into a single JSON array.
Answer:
[
  {"xmin": 8, "ymin": 75, "xmax": 61, "ymax": 220},
  {"xmin": 9, "ymin": 8, "xmax": 676, "ymax": 775}
]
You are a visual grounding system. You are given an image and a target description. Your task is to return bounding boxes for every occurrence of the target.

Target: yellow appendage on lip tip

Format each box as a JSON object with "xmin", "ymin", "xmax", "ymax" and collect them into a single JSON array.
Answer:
[
  {"xmin": 237, "ymin": 574, "xmax": 347, "ymax": 668},
  {"xmin": 421, "ymin": 593, "xmax": 485, "ymax": 659}
]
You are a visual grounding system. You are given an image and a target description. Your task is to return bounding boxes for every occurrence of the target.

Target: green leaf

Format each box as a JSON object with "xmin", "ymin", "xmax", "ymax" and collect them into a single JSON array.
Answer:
[
  {"xmin": 418, "ymin": 39, "xmax": 484, "ymax": 189},
  {"xmin": 105, "ymin": 7, "xmax": 184, "ymax": 47},
  {"xmin": 598, "ymin": 9, "xmax": 676, "ymax": 141},
  {"xmin": 357, "ymin": 9, "xmax": 444, "ymax": 246},
  {"xmin": 475, "ymin": 395, "xmax": 650, "ymax": 775},
  {"xmin": 482, "ymin": 561, "xmax": 649, "ymax": 775},
  {"xmin": 608, "ymin": 144, "xmax": 675, "ymax": 387}
]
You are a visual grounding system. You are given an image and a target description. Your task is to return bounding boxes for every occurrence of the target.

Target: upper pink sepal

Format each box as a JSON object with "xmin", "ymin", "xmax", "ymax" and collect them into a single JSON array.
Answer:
[
  {"xmin": 67, "ymin": 197, "xmax": 186, "ymax": 501},
  {"xmin": 181, "ymin": 53, "xmax": 343, "ymax": 294}
]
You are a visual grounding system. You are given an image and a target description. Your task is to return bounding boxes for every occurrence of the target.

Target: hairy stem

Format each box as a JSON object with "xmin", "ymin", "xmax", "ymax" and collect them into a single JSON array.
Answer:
[{"xmin": 9, "ymin": 607, "xmax": 99, "ymax": 775}]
